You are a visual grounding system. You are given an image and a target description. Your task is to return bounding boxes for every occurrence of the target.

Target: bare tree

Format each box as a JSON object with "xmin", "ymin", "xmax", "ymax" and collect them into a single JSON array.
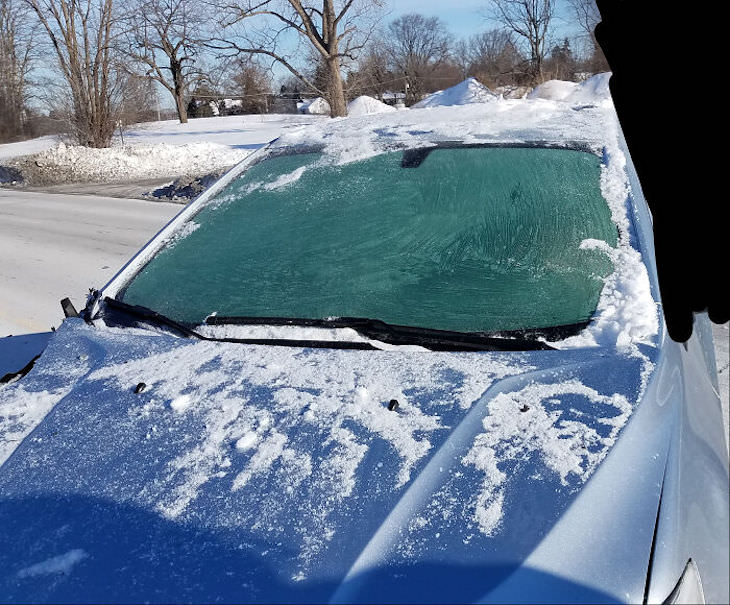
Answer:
[
  {"xmin": 456, "ymin": 29, "xmax": 524, "ymax": 87},
  {"xmin": 349, "ymin": 44, "xmax": 391, "ymax": 100},
  {"xmin": 543, "ymin": 37, "xmax": 576, "ymax": 80},
  {"xmin": 0, "ymin": 0, "xmax": 35, "ymax": 142},
  {"xmin": 122, "ymin": 0, "xmax": 203, "ymax": 123},
  {"xmin": 224, "ymin": 57, "xmax": 272, "ymax": 113},
  {"xmin": 25, "ymin": 0, "xmax": 119, "ymax": 147},
  {"xmin": 486, "ymin": 0, "xmax": 554, "ymax": 84},
  {"xmin": 210, "ymin": 0, "xmax": 383, "ymax": 117},
  {"xmin": 566, "ymin": 0, "xmax": 607, "ymax": 73},
  {"xmin": 386, "ymin": 13, "xmax": 452, "ymax": 105}
]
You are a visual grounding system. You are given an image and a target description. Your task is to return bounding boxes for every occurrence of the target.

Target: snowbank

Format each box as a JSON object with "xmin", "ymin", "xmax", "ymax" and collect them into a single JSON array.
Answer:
[
  {"xmin": 9, "ymin": 141, "xmax": 251, "ymax": 186},
  {"xmin": 347, "ymin": 96, "xmax": 397, "ymax": 116},
  {"xmin": 413, "ymin": 77, "xmax": 497, "ymax": 108},
  {"xmin": 299, "ymin": 97, "xmax": 331, "ymax": 115},
  {"xmin": 528, "ymin": 73, "xmax": 612, "ymax": 104}
]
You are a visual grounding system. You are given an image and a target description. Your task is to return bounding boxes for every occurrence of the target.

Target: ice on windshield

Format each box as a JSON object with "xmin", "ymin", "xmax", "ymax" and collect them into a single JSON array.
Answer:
[{"xmin": 120, "ymin": 146, "xmax": 618, "ymax": 333}]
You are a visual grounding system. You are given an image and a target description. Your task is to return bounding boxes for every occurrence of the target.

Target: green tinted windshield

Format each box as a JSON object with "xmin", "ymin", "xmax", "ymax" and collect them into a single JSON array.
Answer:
[{"xmin": 119, "ymin": 146, "xmax": 617, "ymax": 333}]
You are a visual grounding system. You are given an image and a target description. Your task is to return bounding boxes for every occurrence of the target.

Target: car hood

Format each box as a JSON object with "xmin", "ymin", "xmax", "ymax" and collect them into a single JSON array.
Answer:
[{"xmin": 0, "ymin": 319, "xmax": 666, "ymax": 603}]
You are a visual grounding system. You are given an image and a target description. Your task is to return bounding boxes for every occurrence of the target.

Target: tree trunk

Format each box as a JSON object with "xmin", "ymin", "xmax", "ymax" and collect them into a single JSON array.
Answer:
[
  {"xmin": 171, "ymin": 61, "xmax": 188, "ymax": 123},
  {"xmin": 175, "ymin": 91, "xmax": 188, "ymax": 123},
  {"xmin": 326, "ymin": 55, "xmax": 346, "ymax": 117}
]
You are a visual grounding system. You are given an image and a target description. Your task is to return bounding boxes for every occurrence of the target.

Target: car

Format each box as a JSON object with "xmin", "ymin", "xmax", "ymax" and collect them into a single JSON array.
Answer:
[{"xmin": 0, "ymin": 95, "xmax": 727, "ymax": 604}]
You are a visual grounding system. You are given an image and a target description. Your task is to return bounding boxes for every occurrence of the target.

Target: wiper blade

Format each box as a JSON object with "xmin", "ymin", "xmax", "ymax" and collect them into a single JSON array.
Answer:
[
  {"xmin": 101, "ymin": 298, "xmax": 378, "ymax": 350},
  {"xmin": 206, "ymin": 315, "xmax": 556, "ymax": 352},
  {"xmin": 103, "ymin": 297, "xmax": 201, "ymax": 339}
]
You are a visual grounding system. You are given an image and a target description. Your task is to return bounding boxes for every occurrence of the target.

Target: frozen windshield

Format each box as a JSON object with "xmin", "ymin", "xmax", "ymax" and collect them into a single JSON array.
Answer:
[{"xmin": 119, "ymin": 146, "xmax": 617, "ymax": 333}]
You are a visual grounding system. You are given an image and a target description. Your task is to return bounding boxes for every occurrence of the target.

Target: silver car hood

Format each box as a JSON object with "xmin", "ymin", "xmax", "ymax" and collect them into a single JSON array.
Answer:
[{"xmin": 0, "ymin": 319, "xmax": 668, "ymax": 603}]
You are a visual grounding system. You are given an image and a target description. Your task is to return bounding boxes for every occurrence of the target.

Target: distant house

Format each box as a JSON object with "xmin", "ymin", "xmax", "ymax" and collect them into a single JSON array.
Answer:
[{"xmin": 381, "ymin": 92, "xmax": 406, "ymax": 107}]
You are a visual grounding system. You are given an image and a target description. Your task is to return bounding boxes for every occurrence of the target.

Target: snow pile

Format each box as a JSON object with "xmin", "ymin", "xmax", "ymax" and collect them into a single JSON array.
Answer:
[
  {"xmin": 462, "ymin": 380, "xmax": 631, "ymax": 536},
  {"xmin": 412, "ymin": 77, "xmax": 497, "ymax": 108},
  {"xmin": 11, "ymin": 141, "xmax": 251, "ymax": 185},
  {"xmin": 299, "ymin": 97, "xmax": 331, "ymax": 115},
  {"xmin": 527, "ymin": 79, "xmax": 580, "ymax": 101},
  {"xmin": 275, "ymin": 97, "xmax": 611, "ymax": 166},
  {"xmin": 568, "ymin": 240, "xmax": 658, "ymax": 349},
  {"xmin": 528, "ymin": 73, "xmax": 612, "ymax": 105},
  {"xmin": 347, "ymin": 96, "xmax": 397, "ymax": 116}
]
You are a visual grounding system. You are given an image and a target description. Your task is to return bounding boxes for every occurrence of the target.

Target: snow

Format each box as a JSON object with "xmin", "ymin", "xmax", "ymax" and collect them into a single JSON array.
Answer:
[
  {"xmin": 0, "ymin": 387, "xmax": 65, "ymax": 466},
  {"xmin": 527, "ymin": 79, "xmax": 580, "ymax": 102},
  {"xmin": 0, "ymin": 342, "xmax": 91, "ymax": 464},
  {"xmin": 562, "ymin": 240, "xmax": 658, "ymax": 349},
  {"xmin": 462, "ymin": 380, "xmax": 632, "ymax": 536},
  {"xmin": 528, "ymin": 73, "xmax": 612, "ymax": 105},
  {"xmin": 412, "ymin": 77, "xmax": 497, "ymax": 108},
  {"xmin": 16, "ymin": 141, "xmax": 250, "ymax": 185},
  {"xmin": 0, "ymin": 135, "xmax": 62, "ymax": 161},
  {"xmin": 0, "ymin": 114, "xmax": 325, "ymax": 184},
  {"xmin": 16, "ymin": 549, "xmax": 88, "ymax": 578},
  {"xmin": 85, "ymin": 335, "xmax": 527, "ymax": 525},
  {"xmin": 299, "ymin": 97, "xmax": 331, "ymax": 115},
  {"xmin": 347, "ymin": 96, "xmax": 397, "ymax": 116}
]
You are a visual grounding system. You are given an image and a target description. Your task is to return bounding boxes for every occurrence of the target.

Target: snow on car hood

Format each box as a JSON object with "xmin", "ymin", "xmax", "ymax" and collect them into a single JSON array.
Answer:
[{"xmin": 0, "ymin": 319, "xmax": 658, "ymax": 602}]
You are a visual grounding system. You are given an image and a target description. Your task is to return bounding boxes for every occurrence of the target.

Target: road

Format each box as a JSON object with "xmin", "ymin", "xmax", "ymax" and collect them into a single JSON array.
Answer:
[
  {"xmin": 0, "ymin": 189, "xmax": 179, "ymax": 335},
  {"xmin": 0, "ymin": 188, "xmax": 727, "ymax": 442}
]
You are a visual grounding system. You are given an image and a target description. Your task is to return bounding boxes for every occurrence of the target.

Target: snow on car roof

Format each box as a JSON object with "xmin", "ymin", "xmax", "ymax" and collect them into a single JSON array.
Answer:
[{"xmin": 271, "ymin": 79, "xmax": 615, "ymax": 166}]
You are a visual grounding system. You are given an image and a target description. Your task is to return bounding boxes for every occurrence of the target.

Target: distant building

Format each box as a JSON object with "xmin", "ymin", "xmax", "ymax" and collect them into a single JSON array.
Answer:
[{"xmin": 381, "ymin": 92, "xmax": 406, "ymax": 107}]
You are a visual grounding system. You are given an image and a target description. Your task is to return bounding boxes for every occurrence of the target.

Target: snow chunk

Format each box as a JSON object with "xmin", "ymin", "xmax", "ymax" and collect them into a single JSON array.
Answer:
[
  {"xmin": 561, "ymin": 240, "xmax": 658, "ymax": 349},
  {"xmin": 262, "ymin": 166, "xmax": 308, "ymax": 190},
  {"xmin": 170, "ymin": 393, "xmax": 193, "ymax": 413},
  {"xmin": 527, "ymin": 80, "xmax": 580, "ymax": 102},
  {"xmin": 17, "ymin": 549, "xmax": 88, "ymax": 578},
  {"xmin": 463, "ymin": 380, "xmax": 632, "ymax": 536},
  {"xmin": 235, "ymin": 431, "xmax": 259, "ymax": 451},
  {"xmin": 413, "ymin": 78, "xmax": 497, "ymax": 108},
  {"xmin": 300, "ymin": 97, "xmax": 331, "ymax": 115},
  {"xmin": 347, "ymin": 96, "xmax": 397, "ymax": 116}
]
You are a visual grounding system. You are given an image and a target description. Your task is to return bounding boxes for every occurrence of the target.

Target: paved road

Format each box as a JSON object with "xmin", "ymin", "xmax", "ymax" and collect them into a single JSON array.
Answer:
[
  {"xmin": 0, "ymin": 189, "xmax": 179, "ymax": 335},
  {"xmin": 0, "ymin": 188, "xmax": 727, "ymax": 443}
]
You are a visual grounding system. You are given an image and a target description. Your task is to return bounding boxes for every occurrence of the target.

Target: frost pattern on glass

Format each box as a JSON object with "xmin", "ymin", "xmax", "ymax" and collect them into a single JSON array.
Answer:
[{"xmin": 121, "ymin": 147, "xmax": 617, "ymax": 333}]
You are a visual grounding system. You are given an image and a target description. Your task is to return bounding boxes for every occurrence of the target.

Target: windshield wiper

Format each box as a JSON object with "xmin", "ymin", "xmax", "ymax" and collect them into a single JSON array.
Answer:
[
  {"xmin": 206, "ymin": 315, "xmax": 556, "ymax": 352},
  {"xmin": 103, "ymin": 299, "xmax": 556, "ymax": 351},
  {"xmin": 101, "ymin": 298, "xmax": 378, "ymax": 350}
]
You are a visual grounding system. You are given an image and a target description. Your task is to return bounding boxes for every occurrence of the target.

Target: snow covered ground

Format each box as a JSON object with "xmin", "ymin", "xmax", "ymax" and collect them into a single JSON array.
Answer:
[{"xmin": 0, "ymin": 114, "xmax": 325, "ymax": 186}]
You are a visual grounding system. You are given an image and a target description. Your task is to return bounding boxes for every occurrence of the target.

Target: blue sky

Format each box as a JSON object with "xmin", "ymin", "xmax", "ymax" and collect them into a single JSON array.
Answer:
[
  {"xmin": 384, "ymin": 0, "xmax": 578, "ymax": 42},
  {"xmin": 385, "ymin": 0, "xmax": 488, "ymax": 38}
]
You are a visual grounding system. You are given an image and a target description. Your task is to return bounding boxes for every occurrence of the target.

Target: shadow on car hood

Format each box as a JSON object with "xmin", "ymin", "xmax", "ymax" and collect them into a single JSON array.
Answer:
[{"xmin": 0, "ymin": 319, "xmax": 659, "ymax": 603}]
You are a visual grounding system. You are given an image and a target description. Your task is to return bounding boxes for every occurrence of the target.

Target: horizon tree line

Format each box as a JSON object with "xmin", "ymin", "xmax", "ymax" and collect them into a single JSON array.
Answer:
[{"xmin": 0, "ymin": 0, "xmax": 607, "ymax": 147}]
